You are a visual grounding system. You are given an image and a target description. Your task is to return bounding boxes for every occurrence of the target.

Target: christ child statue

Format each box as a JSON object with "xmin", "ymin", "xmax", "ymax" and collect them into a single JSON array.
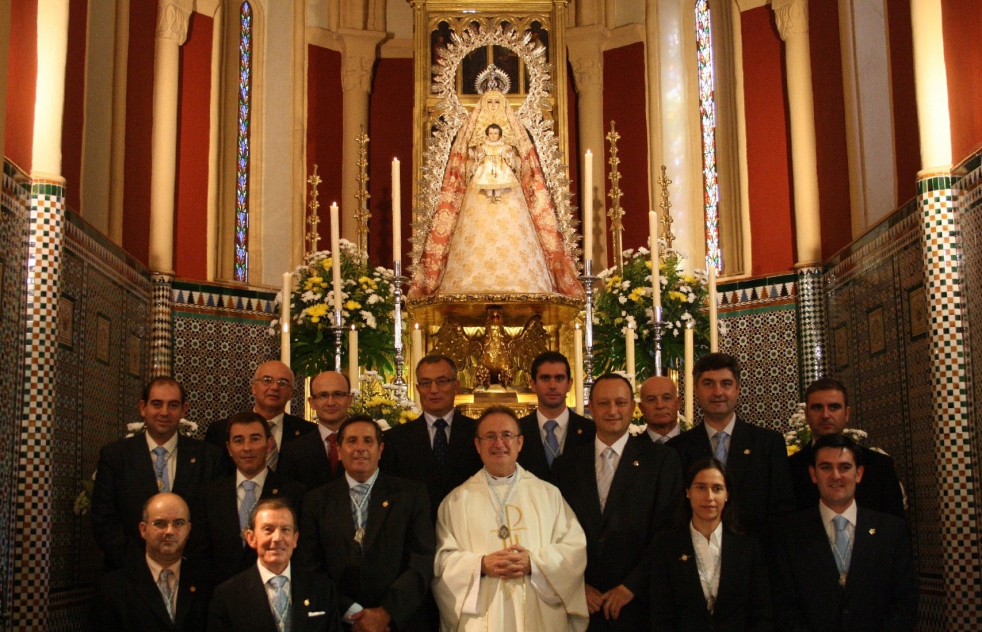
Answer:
[{"xmin": 468, "ymin": 124, "xmax": 521, "ymax": 203}]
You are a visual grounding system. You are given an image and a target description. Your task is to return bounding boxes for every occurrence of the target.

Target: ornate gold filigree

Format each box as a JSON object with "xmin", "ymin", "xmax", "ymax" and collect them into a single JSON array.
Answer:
[
  {"xmin": 354, "ymin": 127, "xmax": 371, "ymax": 256},
  {"xmin": 658, "ymin": 165, "xmax": 676, "ymax": 249},
  {"xmin": 607, "ymin": 120, "xmax": 624, "ymax": 274},
  {"xmin": 306, "ymin": 165, "xmax": 322, "ymax": 257}
]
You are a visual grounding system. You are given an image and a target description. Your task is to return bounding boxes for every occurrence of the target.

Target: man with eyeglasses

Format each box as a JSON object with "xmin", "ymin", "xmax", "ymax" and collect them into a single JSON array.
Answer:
[
  {"xmin": 379, "ymin": 355, "xmax": 483, "ymax": 521},
  {"xmin": 205, "ymin": 360, "xmax": 316, "ymax": 473},
  {"xmin": 433, "ymin": 406, "xmax": 589, "ymax": 632},
  {"xmin": 278, "ymin": 371, "xmax": 354, "ymax": 490},
  {"xmin": 93, "ymin": 493, "xmax": 212, "ymax": 631},
  {"xmin": 188, "ymin": 411, "xmax": 306, "ymax": 585},
  {"xmin": 92, "ymin": 377, "xmax": 224, "ymax": 570},
  {"xmin": 553, "ymin": 373, "xmax": 683, "ymax": 631}
]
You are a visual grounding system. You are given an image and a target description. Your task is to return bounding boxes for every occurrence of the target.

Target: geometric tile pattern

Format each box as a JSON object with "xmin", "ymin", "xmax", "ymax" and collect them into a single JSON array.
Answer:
[
  {"xmin": 150, "ymin": 273, "xmax": 173, "ymax": 378},
  {"xmin": 12, "ymin": 178, "xmax": 67, "ymax": 630},
  {"xmin": 794, "ymin": 265, "xmax": 828, "ymax": 387}
]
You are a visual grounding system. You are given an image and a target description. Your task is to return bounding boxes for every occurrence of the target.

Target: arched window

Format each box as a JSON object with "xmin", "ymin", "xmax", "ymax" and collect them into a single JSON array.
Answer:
[
  {"xmin": 695, "ymin": 0, "xmax": 721, "ymax": 273},
  {"xmin": 234, "ymin": 1, "xmax": 252, "ymax": 282}
]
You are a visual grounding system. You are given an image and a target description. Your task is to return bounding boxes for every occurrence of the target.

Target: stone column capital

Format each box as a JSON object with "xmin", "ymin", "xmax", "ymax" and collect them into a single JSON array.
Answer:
[
  {"xmin": 156, "ymin": 0, "xmax": 194, "ymax": 45},
  {"xmin": 338, "ymin": 28, "xmax": 386, "ymax": 94},
  {"xmin": 566, "ymin": 25, "xmax": 608, "ymax": 94},
  {"xmin": 772, "ymin": 0, "xmax": 809, "ymax": 41}
]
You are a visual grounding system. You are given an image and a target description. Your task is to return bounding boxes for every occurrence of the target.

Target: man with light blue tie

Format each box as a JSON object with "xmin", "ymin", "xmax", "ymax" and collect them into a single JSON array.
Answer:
[
  {"xmin": 208, "ymin": 498, "xmax": 341, "ymax": 632},
  {"xmin": 772, "ymin": 434, "xmax": 917, "ymax": 630},
  {"xmin": 667, "ymin": 353, "xmax": 794, "ymax": 535}
]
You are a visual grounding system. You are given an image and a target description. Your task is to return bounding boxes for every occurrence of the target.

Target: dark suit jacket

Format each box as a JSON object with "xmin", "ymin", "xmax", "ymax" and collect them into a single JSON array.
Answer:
[
  {"xmin": 378, "ymin": 411, "xmax": 483, "ymax": 520},
  {"xmin": 517, "ymin": 409, "xmax": 596, "ymax": 483},
  {"xmin": 92, "ymin": 556, "xmax": 212, "ymax": 632},
  {"xmin": 554, "ymin": 435, "xmax": 683, "ymax": 631},
  {"xmin": 91, "ymin": 433, "xmax": 225, "ymax": 569},
  {"xmin": 205, "ymin": 412, "xmax": 315, "ymax": 473},
  {"xmin": 188, "ymin": 469, "xmax": 307, "ymax": 584},
  {"xmin": 668, "ymin": 419, "xmax": 795, "ymax": 535},
  {"xmin": 650, "ymin": 526, "xmax": 772, "ymax": 632},
  {"xmin": 771, "ymin": 506, "xmax": 918, "ymax": 632},
  {"xmin": 208, "ymin": 564, "xmax": 341, "ymax": 632},
  {"xmin": 298, "ymin": 473, "xmax": 435, "ymax": 632},
  {"xmin": 277, "ymin": 427, "xmax": 346, "ymax": 491},
  {"xmin": 789, "ymin": 444, "xmax": 905, "ymax": 520}
]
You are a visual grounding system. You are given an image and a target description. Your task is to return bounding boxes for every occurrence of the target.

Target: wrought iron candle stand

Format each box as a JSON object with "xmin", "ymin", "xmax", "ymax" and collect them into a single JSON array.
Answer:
[
  {"xmin": 331, "ymin": 311, "xmax": 345, "ymax": 373},
  {"xmin": 579, "ymin": 259, "xmax": 600, "ymax": 402},
  {"xmin": 391, "ymin": 260, "xmax": 408, "ymax": 394},
  {"xmin": 651, "ymin": 306, "xmax": 667, "ymax": 376}
]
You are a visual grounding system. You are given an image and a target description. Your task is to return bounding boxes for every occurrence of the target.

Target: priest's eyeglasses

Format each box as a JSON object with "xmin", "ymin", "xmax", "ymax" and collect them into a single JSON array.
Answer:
[
  {"xmin": 255, "ymin": 376, "xmax": 292, "ymax": 388},
  {"xmin": 478, "ymin": 432, "xmax": 521, "ymax": 443},
  {"xmin": 149, "ymin": 519, "xmax": 189, "ymax": 530}
]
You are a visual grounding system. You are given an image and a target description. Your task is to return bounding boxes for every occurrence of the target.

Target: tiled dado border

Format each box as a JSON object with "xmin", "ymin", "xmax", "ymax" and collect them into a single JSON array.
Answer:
[
  {"xmin": 171, "ymin": 279, "xmax": 278, "ymax": 320},
  {"xmin": 717, "ymin": 273, "xmax": 797, "ymax": 315},
  {"xmin": 823, "ymin": 198, "xmax": 921, "ymax": 282}
]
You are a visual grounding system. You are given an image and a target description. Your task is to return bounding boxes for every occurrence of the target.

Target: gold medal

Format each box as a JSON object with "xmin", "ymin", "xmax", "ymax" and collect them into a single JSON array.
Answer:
[
  {"xmin": 157, "ymin": 478, "xmax": 165, "ymax": 491},
  {"xmin": 354, "ymin": 528, "xmax": 365, "ymax": 544},
  {"xmin": 839, "ymin": 572, "xmax": 847, "ymax": 587},
  {"xmin": 497, "ymin": 525, "xmax": 510, "ymax": 540}
]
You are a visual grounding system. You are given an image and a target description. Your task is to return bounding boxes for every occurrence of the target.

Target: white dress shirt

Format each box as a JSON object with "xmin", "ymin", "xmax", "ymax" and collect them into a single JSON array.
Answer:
[
  {"xmin": 146, "ymin": 432, "xmax": 179, "ymax": 486},
  {"xmin": 594, "ymin": 431, "xmax": 631, "ymax": 462},
  {"xmin": 261, "ymin": 411, "xmax": 285, "ymax": 451},
  {"xmin": 704, "ymin": 413, "xmax": 737, "ymax": 453},
  {"xmin": 146, "ymin": 554, "xmax": 181, "ymax": 611},
  {"xmin": 235, "ymin": 467, "xmax": 268, "ymax": 512},
  {"xmin": 647, "ymin": 424, "xmax": 680, "ymax": 444},
  {"xmin": 424, "ymin": 411, "xmax": 455, "ymax": 447},
  {"xmin": 690, "ymin": 521, "xmax": 723, "ymax": 605},
  {"xmin": 819, "ymin": 499, "xmax": 858, "ymax": 558},
  {"xmin": 536, "ymin": 408, "xmax": 570, "ymax": 452}
]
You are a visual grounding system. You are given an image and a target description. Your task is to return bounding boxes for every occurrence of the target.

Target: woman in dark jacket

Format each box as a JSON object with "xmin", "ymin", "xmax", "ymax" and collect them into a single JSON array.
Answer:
[{"xmin": 650, "ymin": 457, "xmax": 772, "ymax": 631}]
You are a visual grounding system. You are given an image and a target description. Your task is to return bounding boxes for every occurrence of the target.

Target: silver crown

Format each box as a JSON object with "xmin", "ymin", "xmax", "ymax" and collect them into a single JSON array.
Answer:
[{"xmin": 475, "ymin": 64, "xmax": 511, "ymax": 94}]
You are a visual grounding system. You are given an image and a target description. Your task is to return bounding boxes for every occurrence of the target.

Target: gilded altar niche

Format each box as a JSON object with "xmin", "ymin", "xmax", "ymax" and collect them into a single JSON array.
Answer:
[{"xmin": 405, "ymin": 1, "xmax": 585, "ymax": 401}]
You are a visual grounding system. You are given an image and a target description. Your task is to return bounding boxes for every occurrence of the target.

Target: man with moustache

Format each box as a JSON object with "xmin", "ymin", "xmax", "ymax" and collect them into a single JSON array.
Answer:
[
  {"xmin": 517, "ymin": 351, "xmax": 595, "ymax": 482},
  {"xmin": 189, "ymin": 411, "xmax": 306, "ymax": 584},
  {"xmin": 638, "ymin": 376, "xmax": 683, "ymax": 444},
  {"xmin": 278, "ymin": 371, "xmax": 354, "ymax": 490},
  {"xmin": 553, "ymin": 374, "xmax": 683, "ymax": 631},
  {"xmin": 299, "ymin": 415, "xmax": 435, "ymax": 632}
]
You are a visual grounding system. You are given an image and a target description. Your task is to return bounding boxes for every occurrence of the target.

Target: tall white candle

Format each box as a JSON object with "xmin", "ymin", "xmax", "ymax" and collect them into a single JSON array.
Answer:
[
  {"xmin": 583, "ymin": 150, "xmax": 593, "ymax": 266},
  {"xmin": 281, "ymin": 272, "xmax": 291, "ymax": 367},
  {"xmin": 349, "ymin": 325, "xmax": 359, "ymax": 385},
  {"xmin": 685, "ymin": 322, "xmax": 694, "ymax": 426},
  {"xmin": 708, "ymin": 266, "xmax": 719, "ymax": 352},
  {"xmin": 625, "ymin": 324, "xmax": 636, "ymax": 392},
  {"xmin": 330, "ymin": 203, "xmax": 343, "ymax": 323},
  {"xmin": 574, "ymin": 324, "xmax": 584, "ymax": 414},
  {"xmin": 392, "ymin": 158, "xmax": 401, "ymax": 264},
  {"xmin": 649, "ymin": 211, "xmax": 661, "ymax": 310},
  {"xmin": 412, "ymin": 323, "xmax": 424, "ymax": 407}
]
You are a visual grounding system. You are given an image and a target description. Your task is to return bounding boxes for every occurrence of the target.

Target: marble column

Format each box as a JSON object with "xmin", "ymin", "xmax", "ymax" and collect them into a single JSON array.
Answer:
[
  {"xmin": 773, "ymin": 0, "xmax": 827, "ymax": 386},
  {"xmin": 15, "ymin": 1, "xmax": 70, "ymax": 628},
  {"xmin": 338, "ymin": 28, "xmax": 384, "ymax": 243},
  {"xmin": 910, "ymin": 2, "xmax": 980, "ymax": 627},
  {"xmin": 567, "ymin": 25, "xmax": 608, "ymax": 269}
]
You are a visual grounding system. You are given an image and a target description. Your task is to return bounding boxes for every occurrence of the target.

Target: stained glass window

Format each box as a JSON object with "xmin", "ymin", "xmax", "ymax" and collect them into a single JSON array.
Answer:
[
  {"xmin": 696, "ymin": 0, "xmax": 721, "ymax": 272},
  {"xmin": 234, "ymin": 1, "xmax": 252, "ymax": 282}
]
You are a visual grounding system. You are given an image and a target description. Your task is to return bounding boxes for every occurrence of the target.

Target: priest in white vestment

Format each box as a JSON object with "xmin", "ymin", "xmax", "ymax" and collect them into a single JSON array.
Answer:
[{"xmin": 433, "ymin": 405, "xmax": 589, "ymax": 632}]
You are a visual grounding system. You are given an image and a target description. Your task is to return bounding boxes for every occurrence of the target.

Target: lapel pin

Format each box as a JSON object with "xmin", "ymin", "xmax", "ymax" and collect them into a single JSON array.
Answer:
[
  {"xmin": 680, "ymin": 554, "xmax": 689, "ymax": 562},
  {"xmin": 190, "ymin": 586, "xmax": 196, "ymax": 593},
  {"xmin": 577, "ymin": 429, "xmax": 583, "ymax": 434},
  {"xmin": 190, "ymin": 457, "xmax": 197, "ymax": 464},
  {"xmin": 743, "ymin": 449, "xmax": 750, "ymax": 455},
  {"xmin": 632, "ymin": 460, "xmax": 639, "ymax": 467},
  {"xmin": 869, "ymin": 528, "xmax": 876, "ymax": 535},
  {"xmin": 304, "ymin": 599, "xmax": 310, "ymax": 606},
  {"xmin": 272, "ymin": 489, "xmax": 279, "ymax": 495},
  {"xmin": 295, "ymin": 430, "xmax": 301, "ymax": 436},
  {"xmin": 382, "ymin": 500, "xmax": 389, "ymax": 508}
]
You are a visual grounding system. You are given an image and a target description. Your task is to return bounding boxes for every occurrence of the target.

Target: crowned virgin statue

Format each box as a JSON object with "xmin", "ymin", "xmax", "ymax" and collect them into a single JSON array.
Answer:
[{"xmin": 409, "ymin": 66, "xmax": 582, "ymax": 298}]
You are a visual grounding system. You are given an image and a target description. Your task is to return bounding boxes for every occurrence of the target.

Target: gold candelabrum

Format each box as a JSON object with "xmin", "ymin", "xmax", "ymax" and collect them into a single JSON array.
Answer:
[
  {"xmin": 657, "ymin": 165, "xmax": 675, "ymax": 250},
  {"xmin": 306, "ymin": 164, "xmax": 322, "ymax": 257},
  {"xmin": 354, "ymin": 127, "xmax": 371, "ymax": 257},
  {"xmin": 606, "ymin": 120, "xmax": 625, "ymax": 275}
]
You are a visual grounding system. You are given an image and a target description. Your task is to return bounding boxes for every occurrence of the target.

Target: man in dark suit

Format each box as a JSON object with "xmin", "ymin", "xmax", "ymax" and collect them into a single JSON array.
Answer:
[
  {"xmin": 772, "ymin": 434, "xmax": 917, "ymax": 630},
  {"xmin": 638, "ymin": 376, "xmax": 684, "ymax": 444},
  {"xmin": 299, "ymin": 414, "xmax": 435, "ymax": 632},
  {"xmin": 278, "ymin": 371, "xmax": 354, "ymax": 490},
  {"xmin": 208, "ymin": 497, "xmax": 341, "ymax": 632},
  {"xmin": 667, "ymin": 353, "xmax": 794, "ymax": 535},
  {"xmin": 92, "ymin": 493, "xmax": 211, "ymax": 631},
  {"xmin": 92, "ymin": 377, "xmax": 225, "ymax": 569},
  {"xmin": 553, "ymin": 373, "xmax": 683, "ymax": 631},
  {"xmin": 379, "ymin": 355, "xmax": 483, "ymax": 520},
  {"xmin": 205, "ymin": 360, "xmax": 315, "ymax": 472},
  {"xmin": 516, "ymin": 351, "xmax": 595, "ymax": 482},
  {"xmin": 789, "ymin": 377, "xmax": 906, "ymax": 519},
  {"xmin": 189, "ymin": 411, "xmax": 306, "ymax": 584}
]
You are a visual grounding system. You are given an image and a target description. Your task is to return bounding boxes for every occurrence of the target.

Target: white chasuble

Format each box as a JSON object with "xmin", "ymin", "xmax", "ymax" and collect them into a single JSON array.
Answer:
[{"xmin": 433, "ymin": 466, "xmax": 589, "ymax": 632}]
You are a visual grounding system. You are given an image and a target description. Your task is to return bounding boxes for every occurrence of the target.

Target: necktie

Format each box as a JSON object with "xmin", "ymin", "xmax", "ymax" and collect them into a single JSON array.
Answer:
[
  {"xmin": 266, "ymin": 424, "xmax": 280, "ymax": 471},
  {"xmin": 268, "ymin": 575, "xmax": 291, "ymax": 632},
  {"xmin": 832, "ymin": 515, "xmax": 852, "ymax": 574},
  {"xmin": 432, "ymin": 418, "xmax": 450, "ymax": 477},
  {"xmin": 713, "ymin": 431, "xmax": 729, "ymax": 465},
  {"xmin": 544, "ymin": 420, "xmax": 560, "ymax": 467},
  {"xmin": 239, "ymin": 480, "xmax": 258, "ymax": 534},
  {"xmin": 326, "ymin": 433, "xmax": 339, "ymax": 475},
  {"xmin": 152, "ymin": 447, "xmax": 170, "ymax": 493},
  {"xmin": 596, "ymin": 447, "xmax": 617, "ymax": 511},
  {"xmin": 157, "ymin": 568, "xmax": 175, "ymax": 622},
  {"xmin": 350, "ymin": 483, "xmax": 369, "ymax": 530}
]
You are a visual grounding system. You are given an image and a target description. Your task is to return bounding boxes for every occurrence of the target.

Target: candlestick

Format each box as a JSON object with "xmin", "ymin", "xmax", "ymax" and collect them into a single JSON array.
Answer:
[
  {"xmin": 574, "ymin": 324, "xmax": 584, "ymax": 414},
  {"xmin": 709, "ymin": 266, "xmax": 719, "ymax": 352},
  {"xmin": 625, "ymin": 323, "xmax": 636, "ymax": 392},
  {"xmin": 649, "ymin": 210, "xmax": 661, "ymax": 310},
  {"xmin": 392, "ymin": 158, "xmax": 401, "ymax": 264},
  {"xmin": 685, "ymin": 322, "xmax": 694, "ymax": 426},
  {"xmin": 330, "ymin": 203, "xmax": 343, "ymax": 323},
  {"xmin": 391, "ymin": 259, "xmax": 408, "ymax": 389},
  {"xmin": 652, "ymin": 306, "xmax": 666, "ymax": 376},
  {"xmin": 583, "ymin": 149, "xmax": 593, "ymax": 266},
  {"xmin": 349, "ymin": 325, "xmax": 359, "ymax": 385},
  {"xmin": 579, "ymin": 259, "xmax": 598, "ymax": 398},
  {"xmin": 280, "ymin": 272, "xmax": 292, "ymax": 367}
]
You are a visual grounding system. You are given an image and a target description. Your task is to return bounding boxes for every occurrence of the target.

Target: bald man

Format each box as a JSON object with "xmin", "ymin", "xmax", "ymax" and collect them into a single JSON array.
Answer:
[
  {"xmin": 205, "ymin": 361, "xmax": 315, "ymax": 472},
  {"xmin": 638, "ymin": 377, "xmax": 683, "ymax": 444}
]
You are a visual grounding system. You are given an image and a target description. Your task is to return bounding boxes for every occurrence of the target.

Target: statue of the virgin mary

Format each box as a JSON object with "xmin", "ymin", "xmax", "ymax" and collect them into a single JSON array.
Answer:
[{"xmin": 409, "ymin": 66, "xmax": 582, "ymax": 298}]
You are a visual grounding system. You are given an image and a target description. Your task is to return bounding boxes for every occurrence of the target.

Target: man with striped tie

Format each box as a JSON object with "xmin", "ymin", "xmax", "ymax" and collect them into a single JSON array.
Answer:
[
  {"xmin": 92, "ymin": 493, "xmax": 211, "ymax": 631},
  {"xmin": 209, "ymin": 498, "xmax": 341, "ymax": 632}
]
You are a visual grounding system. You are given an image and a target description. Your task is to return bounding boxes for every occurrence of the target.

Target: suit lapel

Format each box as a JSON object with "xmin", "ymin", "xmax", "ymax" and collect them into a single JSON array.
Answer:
[
  {"xmin": 130, "ymin": 561, "xmax": 176, "ymax": 629},
  {"xmin": 362, "ymin": 475, "xmax": 391, "ymax": 551},
  {"xmin": 446, "ymin": 411, "xmax": 471, "ymax": 473},
  {"xmin": 328, "ymin": 483, "xmax": 358, "ymax": 545},
  {"xmin": 244, "ymin": 565, "xmax": 280, "ymax": 630},
  {"xmin": 714, "ymin": 531, "xmax": 739, "ymax": 614},
  {"xmin": 577, "ymin": 449, "xmax": 603, "ymax": 533},
  {"xmin": 724, "ymin": 420, "xmax": 752, "ymax": 487},
  {"xmin": 522, "ymin": 418, "xmax": 550, "ymax": 472},
  {"xmin": 128, "ymin": 436, "xmax": 162, "ymax": 498},
  {"xmin": 171, "ymin": 435, "xmax": 197, "ymax": 496},
  {"xmin": 802, "ymin": 508, "xmax": 842, "ymax": 585},
  {"xmin": 218, "ymin": 477, "xmax": 242, "ymax": 545},
  {"xmin": 410, "ymin": 416, "xmax": 438, "ymax": 472},
  {"xmin": 845, "ymin": 508, "xmax": 876, "ymax": 596},
  {"xmin": 173, "ymin": 563, "xmax": 201, "ymax": 628},
  {"xmin": 602, "ymin": 438, "xmax": 642, "ymax": 525},
  {"xmin": 678, "ymin": 531, "xmax": 710, "ymax": 612}
]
